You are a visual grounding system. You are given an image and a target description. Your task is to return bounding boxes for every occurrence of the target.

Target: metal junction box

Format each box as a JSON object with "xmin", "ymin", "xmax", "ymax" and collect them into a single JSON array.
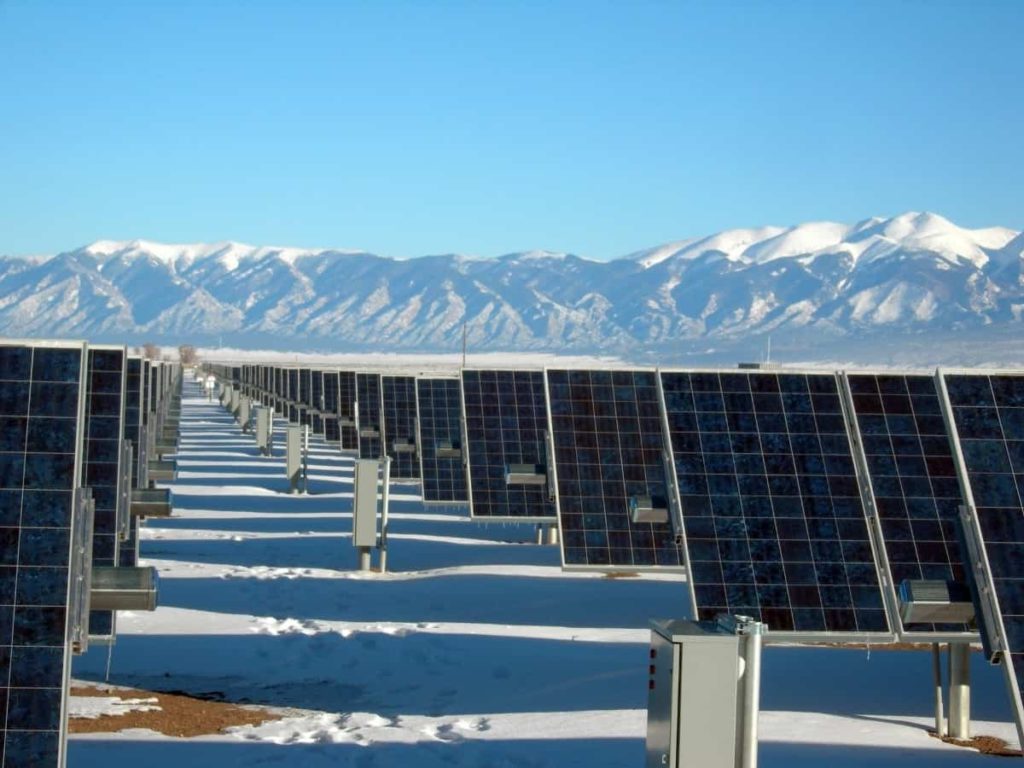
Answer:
[
  {"xmin": 646, "ymin": 617, "xmax": 764, "ymax": 768},
  {"xmin": 255, "ymin": 406, "xmax": 273, "ymax": 455},
  {"xmin": 352, "ymin": 459, "xmax": 380, "ymax": 548},
  {"xmin": 898, "ymin": 579, "xmax": 975, "ymax": 625}
]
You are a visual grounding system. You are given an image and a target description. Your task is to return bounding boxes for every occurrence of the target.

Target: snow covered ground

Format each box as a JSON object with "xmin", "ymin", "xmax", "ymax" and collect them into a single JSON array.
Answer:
[{"xmin": 70, "ymin": 382, "xmax": 1021, "ymax": 766}]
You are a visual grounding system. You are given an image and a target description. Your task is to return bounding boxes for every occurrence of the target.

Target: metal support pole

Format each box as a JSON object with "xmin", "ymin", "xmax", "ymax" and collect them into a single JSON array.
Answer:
[
  {"xmin": 358, "ymin": 546, "xmax": 372, "ymax": 571},
  {"xmin": 379, "ymin": 457, "xmax": 391, "ymax": 573},
  {"xmin": 545, "ymin": 524, "xmax": 559, "ymax": 546},
  {"xmin": 536, "ymin": 524, "xmax": 544, "ymax": 545},
  {"xmin": 948, "ymin": 642, "xmax": 971, "ymax": 739},
  {"xmin": 932, "ymin": 643, "xmax": 946, "ymax": 738},
  {"xmin": 302, "ymin": 424, "xmax": 310, "ymax": 494},
  {"xmin": 739, "ymin": 620, "xmax": 765, "ymax": 768}
]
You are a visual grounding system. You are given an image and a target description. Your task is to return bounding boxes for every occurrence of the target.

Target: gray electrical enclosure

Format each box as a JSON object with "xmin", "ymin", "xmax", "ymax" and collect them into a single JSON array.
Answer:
[
  {"xmin": 256, "ymin": 406, "xmax": 273, "ymax": 456},
  {"xmin": 239, "ymin": 396, "xmax": 251, "ymax": 432},
  {"xmin": 285, "ymin": 425, "xmax": 301, "ymax": 493},
  {"xmin": 646, "ymin": 617, "xmax": 765, "ymax": 768},
  {"xmin": 353, "ymin": 459, "xmax": 380, "ymax": 548}
]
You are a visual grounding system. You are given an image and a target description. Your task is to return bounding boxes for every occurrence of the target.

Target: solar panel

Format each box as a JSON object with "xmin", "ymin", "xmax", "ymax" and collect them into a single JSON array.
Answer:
[
  {"xmin": 939, "ymin": 371, "xmax": 1024, "ymax": 734},
  {"xmin": 0, "ymin": 340, "xmax": 88, "ymax": 766},
  {"xmin": 338, "ymin": 371, "xmax": 359, "ymax": 451},
  {"xmin": 83, "ymin": 347, "xmax": 127, "ymax": 640},
  {"xmin": 461, "ymin": 369, "xmax": 556, "ymax": 520},
  {"xmin": 416, "ymin": 377, "xmax": 468, "ymax": 504},
  {"xmin": 124, "ymin": 357, "xmax": 144, "ymax": 488},
  {"xmin": 322, "ymin": 372, "xmax": 341, "ymax": 444},
  {"xmin": 356, "ymin": 373, "xmax": 384, "ymax": 459},
  {"xmin": 546, "ymin": 369, "xmax": 683, "ymax": 571},
  {"xmin": 381, "ymin": 376, "xmax": 420, "ymax": 481},
  {"xmin": 660, "ymin": 369, "xmax": 892, "ymax": 641},
  {"xmin": 844, "ymin": 373, "xmax": 973, "ymax": 639}
]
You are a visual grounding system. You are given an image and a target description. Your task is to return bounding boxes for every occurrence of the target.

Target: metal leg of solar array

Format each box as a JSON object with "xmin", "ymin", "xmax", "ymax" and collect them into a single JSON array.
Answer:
[
  {"xmin": 932, "ymin": 644, "xmax": 946, "ymax": 738},
  {"xmin": 948, "ymin": 642, "xmax": 971, "ymax": 739}
]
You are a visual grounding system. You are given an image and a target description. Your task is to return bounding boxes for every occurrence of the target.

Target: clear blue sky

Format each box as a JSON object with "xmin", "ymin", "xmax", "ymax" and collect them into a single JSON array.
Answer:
[{"xmin": 1, "ymin": 1, "xmax": 1021, "ymax": 260}]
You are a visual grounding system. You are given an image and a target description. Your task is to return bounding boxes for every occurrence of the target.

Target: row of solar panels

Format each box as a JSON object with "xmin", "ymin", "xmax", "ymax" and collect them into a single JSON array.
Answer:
[
  {"xmin": 0, "ymin": 339, "xmax": 181, "ymax": 768},
  {"xmin": 207, "ymin": 361, "xmax": 1024, "ymax": 733}
]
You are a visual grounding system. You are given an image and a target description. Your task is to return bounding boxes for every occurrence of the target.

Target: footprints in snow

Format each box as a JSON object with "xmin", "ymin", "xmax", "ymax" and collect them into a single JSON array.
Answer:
[{"xmin": 420, "ymin": 717, "xmax": 492, "ymax": 742}]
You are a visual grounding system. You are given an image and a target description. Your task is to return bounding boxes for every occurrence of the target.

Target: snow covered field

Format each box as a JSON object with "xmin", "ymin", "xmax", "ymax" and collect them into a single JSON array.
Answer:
[{"xmin": 70, "ymin": 382, "xmax": 1022, "ymax": 766}]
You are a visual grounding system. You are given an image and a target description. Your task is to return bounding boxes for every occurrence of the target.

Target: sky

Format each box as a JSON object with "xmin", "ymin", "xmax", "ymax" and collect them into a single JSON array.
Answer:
[{"xmin": 0, "ymin": 0, "xmax": 1021, "ymax": 260}]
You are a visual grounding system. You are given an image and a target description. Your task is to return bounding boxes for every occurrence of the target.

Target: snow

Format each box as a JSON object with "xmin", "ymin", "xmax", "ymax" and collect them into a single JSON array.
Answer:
[
  {"xmin": 70, "ymin": 693, "xmax": 162, "ymax": 719},
  {"xmin": 633, "ymin": 212, "xmax": 1020, "ymax": 270},
  {"xmin": 69, "ymin": 379, "xmax": 1021, "ymax": 767}
]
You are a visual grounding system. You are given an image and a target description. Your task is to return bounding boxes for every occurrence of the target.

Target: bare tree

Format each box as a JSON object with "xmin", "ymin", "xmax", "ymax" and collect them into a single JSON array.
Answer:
[
  {"xmin": 178, "ymin": 344, "xmax": 199, "ymax": 365},
  {"xmin": 142, "ymin": 342, "xmax": 161, "ymax": 360}
]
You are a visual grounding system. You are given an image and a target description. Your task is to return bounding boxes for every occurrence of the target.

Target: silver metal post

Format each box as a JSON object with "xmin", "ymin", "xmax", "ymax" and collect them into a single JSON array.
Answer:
[
  {"xmin": 379, "ymin": 457, "xmax": 391, "ymax": 573},
  {"xmin": 948, "ymin": 642, "xmax": 971, "ymax": 739},
  {"xmin": 302, "ymin": 424, "xmax": 310, "ymax": 494},
  {"xmin": 358, "ymin": 546, "xmax": 371, "ymax": 571},
  {"xmin": 933, "ymin": 643, "xmax": 946, "ymax": 738},
  {"xmin": 536, "ymin": 524, "xmax": 544, "ymax": 545},
  {"xmin": 545, "ymin": 524, "xmax": 559, "ymax": 546},
  {"xmin": 739, "ymin": 619, "xmax": 765, "ymax": 768}
]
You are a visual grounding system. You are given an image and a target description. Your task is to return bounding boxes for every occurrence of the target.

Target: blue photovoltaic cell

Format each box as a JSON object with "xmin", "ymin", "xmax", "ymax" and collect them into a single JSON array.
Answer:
[
  {"xmin": 547, "ymin": 369, "xmax": 682, "ymax": 570},
  {"xmin": 944, "ymin": 374, "xmax": 1024, "ymax": 705},
  {"xmin": 416, "ymin": 378, "xmax": 468, "ymax": 504},
  {"xmin": 0, "ymin": 342, "xmax": 85, "ymax": 766},
  {"xmin": 338, "ymin": 372, "xmax": 358, "ymax": 451},
  {"xmin": 323, "ymin": 372, "xmax": 338, "ymax": 413},
  {"xmin": 323, "ymin": 372, "xmax": 341, "ymax": 444},
  {"xmin": 84, "ymin": 348, "xmax": 126, "ymax": 638},
  {"xmin": 311, "ymin": 369, "xmax": 323, "ymax": 411},
  {"xmin": 847, "ymin": 373, "xmax": 971, "ymax": 635},
  {"xmin": 661, "ymin": 370, "xmax": 889, "ymax": 635},
  {"xmin": 119, "ymin": 357, "xmax": 143, "ymax": 571},
  {"xmin": 381, "ymin": 376, "xmax": 420, "ymax": 480},
  {"xmin": 356, "ymin": 373, "xmax": 383, "ymax": 459},
  {"xmin": 461, "ymin": 370, "xmax": 556, "ymax": 520}
]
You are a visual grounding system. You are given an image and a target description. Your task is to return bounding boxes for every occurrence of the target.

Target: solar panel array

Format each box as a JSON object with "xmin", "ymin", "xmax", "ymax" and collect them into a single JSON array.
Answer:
[
  {"xmin": 119, "ymin": 358, "xmax": 144, "ymax": 571},
  {"xmin": 660, "ymin": 370, "xmax": 891, "ymax": 638},
  {"xmin": 0, "ymin": 341, "xmax": 87, "ymax": 766},
  {"xmin": 547, "ymin": 369, "xmax": 683, "ymax": 570},
  {"xmin": 941, "ymin": 372, "xmax": 1024, "ymax": 724},
  {"xmin": 381, "ymin": 376, "xmax": 420, "ymax": 481},
  {"xmin": 846, "ymin": 373, "xmax": 972, "ymax": 638},
  {"xmin": 83, "ymin": 347, "xmax": 126, "ymax": 639},
  {"xmin": 416, "ymin": 377, "xmax": 468, "ymax": 504},
  {"xmin": 322, "ymin": 372, "xmax": 340, "ymax": 443},
  {"xmin": 356, "ymin": 373, "xmax": 383, "ymax": 459},
  {"xmin": 461, "ymin": 370, "xmax": 556, "ymax": 520},
  {"xmin": 338, "ymin": 371, "xmax": 358, "ymax": 451}
]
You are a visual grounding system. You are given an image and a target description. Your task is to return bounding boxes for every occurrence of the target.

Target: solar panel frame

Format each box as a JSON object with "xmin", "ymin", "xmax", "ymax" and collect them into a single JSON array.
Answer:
[
  {"xmin": 83, "ymin": 345, "xmax": 127, "ymax": 642},
  {"xmin": 338, "ymin": 371, "xmax": 359, "ymax": 452},
  {"xmin": 659, "ymin": 367, "xmax": 894, "ymax": 644},
  {"xmin": 355, "ymin": 372, "xmax": 384, "ymax": 460},
  {"xmin": 461, "ymin": 368, "xmax": 557, "ymax": 522},
  {"xmin": 545, "ymin": 368, "xmax": 685, "ymax": 572},
  {"xmin": 381, "ymin": 375, "xmax": 421, "ymax": 482},
  {"xmin": 0, "ymin": 338, "xmax": 89, "ymax": 767},
  {"xmin": 841, "ymin": 370, "xmax": 976, "ymax": 642},
  {"xmin": 937, "ymin": 368, "xmax": 1024, "ymax": 744},
  {"xmin": 415, "ymin": 376, "xmax": 469, "ymax": 506}
]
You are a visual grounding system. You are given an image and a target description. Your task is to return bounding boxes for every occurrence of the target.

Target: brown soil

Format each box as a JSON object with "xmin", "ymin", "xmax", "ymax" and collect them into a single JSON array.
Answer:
[
  {"xmin": 929, "ymin": 730, "xmax": 1022, "ymax": 757},
  {"xmin": 69, "ymin": 684, "xmax": 280, "ymax": 737},
  {"xmin": 603, "ymin": 572, "xmax": 640, "ymax": 579}
]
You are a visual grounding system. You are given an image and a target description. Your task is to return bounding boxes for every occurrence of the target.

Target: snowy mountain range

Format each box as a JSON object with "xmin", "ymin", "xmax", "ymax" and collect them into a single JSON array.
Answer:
[{"xmin": 1, "ymin": 212, "xmax": 1021, "ymax": 362}]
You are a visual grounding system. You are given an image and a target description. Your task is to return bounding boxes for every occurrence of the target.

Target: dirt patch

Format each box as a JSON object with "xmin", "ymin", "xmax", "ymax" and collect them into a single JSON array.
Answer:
[
  {"xmin": 929, "ymin": 730, "xmax": 1022, "ymax": 757},
  {"xmin": 69, "ymin": 685, "xmax": 280, "ymax": 737},
  {"xmin": 603, "ymin": 572, "xmax": 640, "ymax": 579}
]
